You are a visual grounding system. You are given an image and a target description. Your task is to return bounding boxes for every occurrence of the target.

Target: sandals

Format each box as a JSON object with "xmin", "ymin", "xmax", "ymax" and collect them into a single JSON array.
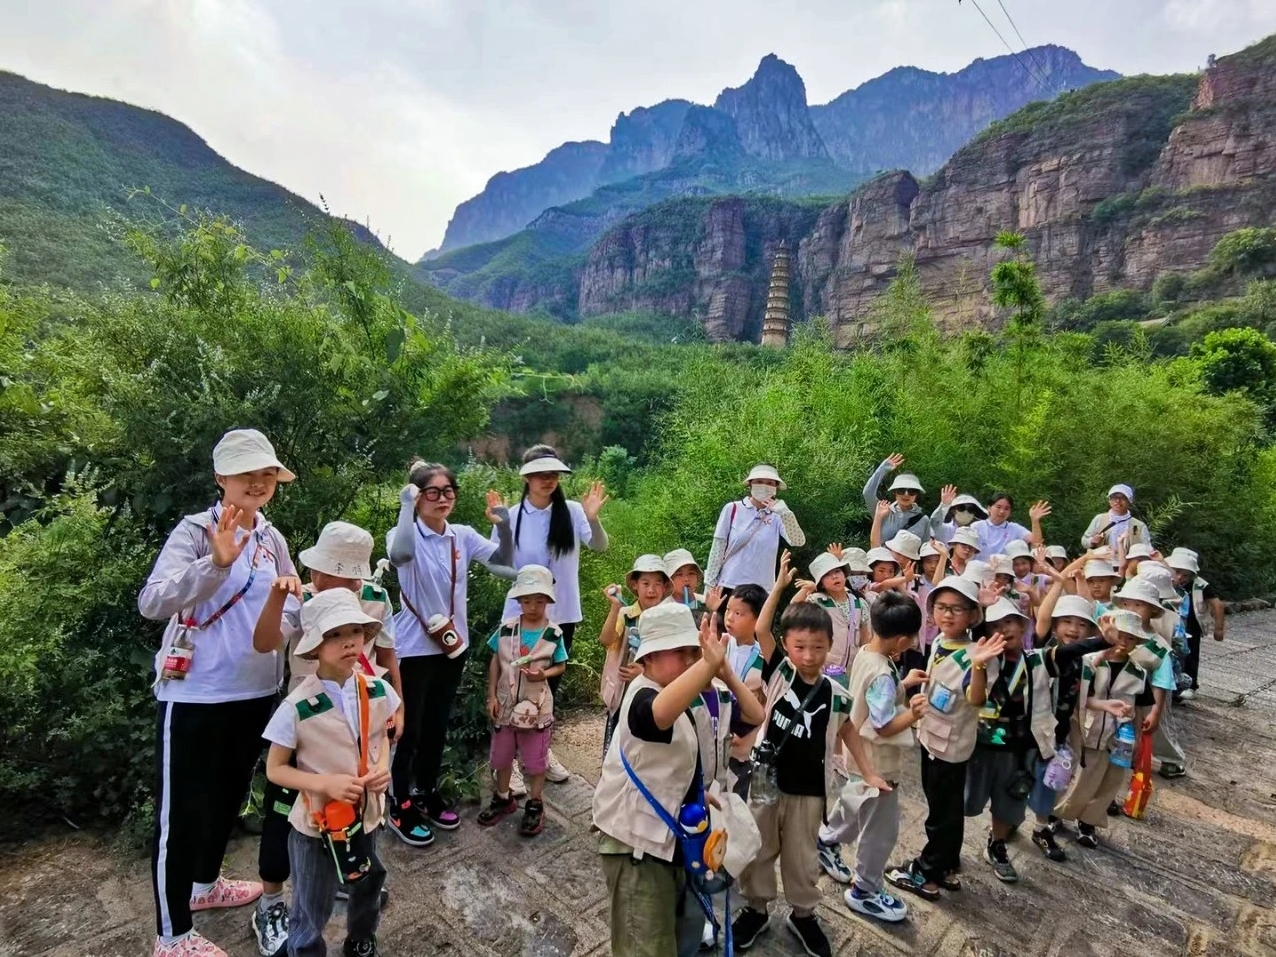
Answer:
[
  {"xmin": 520, "ymin": 799, "xmax": 545, "ymax": 837},
  {"xmin": 884, "ymin": 864, "xmax": 941, "ymax": 902}
]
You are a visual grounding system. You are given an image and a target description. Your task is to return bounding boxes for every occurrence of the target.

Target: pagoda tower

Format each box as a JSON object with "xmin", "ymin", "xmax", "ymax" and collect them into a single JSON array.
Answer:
[{"xmin": 761, "ymin": 243, "xmax": 791, "ymax": 348}]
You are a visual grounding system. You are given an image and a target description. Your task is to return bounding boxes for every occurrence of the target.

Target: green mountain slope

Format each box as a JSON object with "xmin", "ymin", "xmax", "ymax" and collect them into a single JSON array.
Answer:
[{"xmin": 0, "ymin": 71, "xmax": 393, "ymax": 288}]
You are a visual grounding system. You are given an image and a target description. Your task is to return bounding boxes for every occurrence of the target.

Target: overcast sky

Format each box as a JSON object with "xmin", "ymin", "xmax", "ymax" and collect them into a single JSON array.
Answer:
[{"xmin": 0, "ymin": 1, "xmax": 1272, "ymax": 258}]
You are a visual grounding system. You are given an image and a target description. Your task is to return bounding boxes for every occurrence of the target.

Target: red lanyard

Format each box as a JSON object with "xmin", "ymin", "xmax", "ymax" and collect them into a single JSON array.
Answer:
[{"xmin": 183, "ymin": 517, "xmax": 271, "ymax": 630}]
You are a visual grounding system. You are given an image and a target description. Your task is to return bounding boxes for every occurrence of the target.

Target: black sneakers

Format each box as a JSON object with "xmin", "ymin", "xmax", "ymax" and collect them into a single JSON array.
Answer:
[
  {"xmin": 785, "ymin": 913, "xmax": 832, "ymax": 957},
  {"xmin": 1032, "ymin": 827, "xmax": 1067, "ymax": 862},
  {"xmin": 386, "ymin": 799, "xmax": 435, "ymax": 847},
  {"xmin": 342, "ymin": 937, "xmax": 377, "ymax": 957},
  {"xmin": 730, "ymin": 907, "xmax": 771, "ymax": 950}
]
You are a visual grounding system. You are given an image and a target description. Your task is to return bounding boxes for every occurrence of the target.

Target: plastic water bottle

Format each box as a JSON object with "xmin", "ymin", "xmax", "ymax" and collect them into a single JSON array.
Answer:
[
  {"xmin": 1043, "ymin": 744, "xmax": 1075, "ymax": 790},
  {"xmin": 1110, "ymin": 720, "xmax": 1136, "ymax": 768}
]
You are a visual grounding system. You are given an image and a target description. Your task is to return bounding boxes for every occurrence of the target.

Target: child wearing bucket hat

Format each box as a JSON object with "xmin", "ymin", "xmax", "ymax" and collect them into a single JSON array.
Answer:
[
  {"xmin": 731, "ymin": 552, "xmax": 889, "ymax": 957},
  {"xmin": 791, "ymin": 548, "xmax": 870, "ymax": 685},
  {"xmin": 886, "ymin": 576, "xmax": 1005, "ymax": 901},
  {"xmin": 480, "ymin": 566, "xmax": 569, "ymax": 838},
  {"xmin": 1080, "ymin": 558, "xmax": 1123, "ymax": 615},
  {"xmin": 1054, "ymin": 609, "xmax": 1156, "ymax": 849},
  {"xmin": 592, "ymin": 603, "xmax": 734, "ymax": 957},
  {"xmin": 1133, "ymin": 564, "xmax": 1189, "ymax": 776},
  {"xmin": 1166, "ymin": 547, "xmax": 1224, "ymax": 699},
  {"xmin": 599, "ymin": 555, "xmax": 672, "ymax": 753},
  {"xmin": 261, "ymin": 589, "xmax": 398, "ymax": 957},
  {"xmin": 705, "ymin": 463, "xmax": 806, "ymax": 594},
  {"xmin": 862, "ymin": 452, "xmax": 933, "ymax": 544},
  {"xmin": 663, "ymin": 548, "xmax": 708, "ymax": 623}
]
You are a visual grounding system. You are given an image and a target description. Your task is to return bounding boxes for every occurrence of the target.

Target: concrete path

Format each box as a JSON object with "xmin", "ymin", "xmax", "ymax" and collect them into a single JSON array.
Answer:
[{"xmin": 4, "ymin": 614, "xmax": 1276, "ymax": 957}]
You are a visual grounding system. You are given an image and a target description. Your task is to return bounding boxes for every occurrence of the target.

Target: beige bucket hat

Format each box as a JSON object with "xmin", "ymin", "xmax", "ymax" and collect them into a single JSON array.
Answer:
[
  {"xmin": 295, "ymin": 588, "xmax": 382, "ymax": 659},
  {"xmin": 743, "ymin": 464, "xmax": 787, "ymax": 489},
  {"xmin": 300, "ymin": 521, "xmax": 374, "ymax": 580},
  {"xmin": 507, "ymin": 564, "xmax": 557, "ymax": 602},
  {"xmin": 949, "ymin": 527, "xmax": 981, "ymax": 551},
  {"xmin": 663, "ymin": 548, "xmax": 702, "ymax": 578},
  {"xmin": 885, "ymin": 530, "xmax": 923, "ymax": 561},
  {"xmin": 633, "ymin": 603, "xmax": 701, "ymax": 661},
  {"xmin": 810, "ymin": 552, "xmax": 850, "ymax": 585},
  {"xmin": 1114, "ymin": 578, "xmax": 1166, "ymax": 618},
  {"xmin": 1052, "ymin": 595, "xmax": 1098, "ymax": 626},
  {"xmin": 212, "ymin": 429, "xmax": 295, "ymax": 481}
]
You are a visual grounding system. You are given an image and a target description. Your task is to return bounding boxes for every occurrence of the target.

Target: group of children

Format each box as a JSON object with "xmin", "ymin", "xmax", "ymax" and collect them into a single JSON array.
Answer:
[{"xmin": 590, "ymin": 466, "xmax": 1223, "ymax": 957}]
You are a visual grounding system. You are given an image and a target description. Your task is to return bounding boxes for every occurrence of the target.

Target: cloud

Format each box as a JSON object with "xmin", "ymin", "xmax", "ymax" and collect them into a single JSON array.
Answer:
[{"xmin": 0, "ymin": 1, "xmax": 1272, "ymax": 257}]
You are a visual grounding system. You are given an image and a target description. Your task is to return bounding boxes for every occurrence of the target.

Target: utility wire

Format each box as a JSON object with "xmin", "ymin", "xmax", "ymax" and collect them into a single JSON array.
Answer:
[
  {"xmin": 994, "ymin": 0, "xmax": 1053, "ymax": 93},
  {"xmin": 965, "ymin": 0, "xmax": 1050, "ymax": 91}
]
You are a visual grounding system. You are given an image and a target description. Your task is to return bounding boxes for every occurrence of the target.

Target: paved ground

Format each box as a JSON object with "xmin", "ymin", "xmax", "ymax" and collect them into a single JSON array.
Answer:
[{"xmin": 5, "ymin": 614, "xmax": 1276, "ymax": 957}]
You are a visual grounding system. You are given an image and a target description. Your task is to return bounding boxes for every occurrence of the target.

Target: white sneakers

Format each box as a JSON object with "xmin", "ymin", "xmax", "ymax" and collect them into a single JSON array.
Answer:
[{"xmin": 545, "ymin": 750, "xmax": 571, "ymax": 784}]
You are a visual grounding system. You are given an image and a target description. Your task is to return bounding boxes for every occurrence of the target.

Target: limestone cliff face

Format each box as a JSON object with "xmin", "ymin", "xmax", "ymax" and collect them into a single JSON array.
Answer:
[{"xmin": 712, "ymin": 55, "xmax": 828, "ymax": 162}]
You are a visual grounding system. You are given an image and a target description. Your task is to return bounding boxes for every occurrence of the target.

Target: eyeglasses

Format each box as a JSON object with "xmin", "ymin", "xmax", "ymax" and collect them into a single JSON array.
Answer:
[
  {"xmin": 421, "ymin": 485, "xmax": 458, "ymax": 501},
  {"xmin": 933, "ymin": 602, "xmax": 973, "ymax": 616}
]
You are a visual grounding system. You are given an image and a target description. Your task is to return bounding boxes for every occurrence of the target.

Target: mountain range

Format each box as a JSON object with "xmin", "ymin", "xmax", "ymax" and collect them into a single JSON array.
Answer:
[{"xmin": 432, "ymin": 46, "xmax": 1120, "ymax": 257}]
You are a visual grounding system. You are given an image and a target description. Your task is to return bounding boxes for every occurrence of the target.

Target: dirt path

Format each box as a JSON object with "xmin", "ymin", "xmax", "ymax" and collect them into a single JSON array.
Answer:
[{"xmin": 4, "ymin": 615, "xmax": 1276, "ymax": 957}]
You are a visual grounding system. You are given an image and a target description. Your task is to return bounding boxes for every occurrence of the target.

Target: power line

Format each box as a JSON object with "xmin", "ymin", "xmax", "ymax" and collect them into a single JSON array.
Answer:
[
  {"xmin": 994, "ymin": 0, "xmax": 1053, "ymax": 93},
  {"xmin": 964, "ymin": 0, "xmax": 1050, "ymax": 91}
]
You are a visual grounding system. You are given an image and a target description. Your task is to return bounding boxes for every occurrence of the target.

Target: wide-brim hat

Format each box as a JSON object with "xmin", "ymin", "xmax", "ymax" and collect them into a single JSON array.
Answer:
[
  {"xmin": 919, "ymin": 542, "xmax": 940, "ymax": 560},
  {"xmin": 507, "ymin": 564, "xmax": 557, "ymax": 602},
  {"xmin": 885, "ymin": 530, "xmax": 922, "ymax": 561},
  {"xmin": 1113, "ymin": 578, "xmax": 1165, "ymax": 618},
  {"xmin": 1045, "ymin": 545, "xmax": 1068, "ymax": 561},
  {"xmin": 866, "ymin": 547, "xmax": 898, "ymax": 568},
  {"xmin": 962, "ymin": 559, "xmax": 994, "ymax": 585},
  {"xmin": 634, "ymin": 603, "xmax": 701, "ymax": 661},
  {"xmin": 212, "ymin": 429, "xmax": 295, "ymax": 482},
  {"xmin": 299, "ymin": 521, "xmax": 374, "ymax": 580},
  {"xmin": 989, "ymin": 554, "xmax": 1015, "ymax": 579},
  {"xmin": 1052, "ymin": 595, "xmax": 1098, "ymax": 627},
  {"xmin": 520, "ymin": 456, "xmax": 572, "ymax": 476},
  {"xmin": 945, "ymin": 494, "xmax": 988, "ymax": 522},
  {"xmin": 928, "ymin": 575, "xmax": 983, "ymax": 623},
  {"xmin": 1108, "ymin": 483, "xmax": 1135, "ymax": 502},
  {"xmin": 627, "ymin": 553, "xmax": 670, "ymax": 586},
  {"xmin": 1106, "ymin": 608, "xmax": 1153, "ymax": 642},
  {"xmin": 888, "ymin": 472, "xmax": 924, "ymax": 494},
  {"xmin": 1004, "ymin": 540, "xmax": 1032, "ymax": 561},
  {"xmin": 985, "ymin": 597, "xmax": 1030, "ymax": 627},
  {"xmin": 1136, "ymin": 563, "xmax": 1179, "ymax": 602},
  {"xmin": 663, "ymin": 548, "xmax": 701, "ymax": 578},
  {"xmin": 843, "ymin": 547, "xmax": 872, "ymax": 574},
  {"xmin": 296, "ymin": 588, "xmax": 382, "ymax": 658},
  {"xmin": 810, "ymin": 552, "xmax": 850, "ymax": 585},
  {"xmin": 1126, "ymin": 543, "xmax": 1154, "ymax": 560},
  {"xmin": 743, "ymin": 464, "xmax": 786, "ymax": 490},
  {"xmin": 1166, "ymin": 548, "xmax": 1200, "ymax": 573},
  {"xmin": 949, "ymin": 527, "xmax": 981, "ymax": 551},
  {"xmin": 1084, "ymin": 560, "xmax": 1120, "ymax": 580}
]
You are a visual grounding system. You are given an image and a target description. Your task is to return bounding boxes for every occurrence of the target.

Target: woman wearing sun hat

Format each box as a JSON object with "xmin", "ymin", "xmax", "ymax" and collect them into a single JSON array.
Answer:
[
  {"xmin": 139, "ymin": 428, "xmax": 299, "ymax": 957},
  {"xmin": 705, "ymin": 463, "xmax": 806, "ymax": 593},
  {"xmin": 1082, "ymin": 484, "xmax": 1150, "ymax": 553},
  {"xmin": 863, "ymin": 453, "xmax": 932, "ymax": 544}
]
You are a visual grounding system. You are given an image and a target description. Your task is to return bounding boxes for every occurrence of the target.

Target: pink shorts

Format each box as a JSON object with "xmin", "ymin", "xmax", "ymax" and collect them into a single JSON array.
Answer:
[{"xmin": 490, "ymin": 724, "xmax": 553, "ymax": 776}]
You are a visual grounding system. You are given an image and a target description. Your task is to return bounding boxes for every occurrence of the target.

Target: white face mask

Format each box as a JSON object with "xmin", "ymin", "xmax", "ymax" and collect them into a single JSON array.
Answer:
[
  {"xmin": 750, "ymin": 483, "xmax": 777, "ymax": 503},
  {"xmin": 953, "ymin": 508, "xmax": 977, "ymax": 527},
  {"xmin": 850, "ymin": 575, "xmax": 870, "ymax": 591}
]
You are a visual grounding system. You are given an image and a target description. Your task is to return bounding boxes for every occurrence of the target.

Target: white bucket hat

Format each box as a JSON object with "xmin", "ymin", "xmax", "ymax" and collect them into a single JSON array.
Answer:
[
  {"xmin": 985, "ymin": 597, "xmax": 1029, "ymax": 626},
  {"xmin": 843, "ymin": 547, "xmax": 872, "ymax": 574},
  {"xmin": 962, "ymin": 559, "xmax": 994, "ymax": 585},
  {"xmin": 810, "ymin": 552, "xmax": 850, "ymax": 586},
  {"xmin": 507, "ymin": 564, "xmax": 557, "ymax": 602},
  {"xmin": 1136, "ymin": 563, "xmax": 1178, "ymax": 602},
  {"xmin": 1084, "ymin": 560, "xmax": 1120, "ymax": 580},
  {"xmin": 1108, "ymin": 483, "xmax": 1135, "ymax": 502},
  {"xmin": 1107, "ymin": 608, "xmax": 1152, "ymax": 641},
  {"xmin": 520, "ymin": 455, "xmax": 572, "ymax": 476},
  {"xmin": 888, "ymin": 472, "xmax": 924, "ymax": 494},
  {"xmin": 1045, "ymin": 545, "xmax": 1068, "ymax": 561},
  {"xmin": 295, "ymin": 588, "xmax": 381, "ymax": 659},
  {"xmin": 944, "ymin": 493, "xmax": 988, "ymax": 521},
  {"xmin": 1052, "ymin": 594, "xmax": 1098, "ymax": 626},
  {"xmin": 989, "ymin": 554, "xmax": 1016, "ymax": 578},
  {"xmin": 949, "ymin": 527, "xmax": 981, "ymax": 551},
  {"xmin": 743, "ymin": 464, "xmax": 787, "ymax": 490},
  {"xmin": 1125, "ymin": 543, "xmax": 1155, "ymax": 560},
  {"xmin": 866, "ymin": 547, "xmax": 898, "ymax": 568},
  {"xmin": 300, "ymin": 521, "xmax": 374, "ymax": 580},
  {"xmin": 928, "ymin": 575, "xmax": 982, "ymax": 621},
  {"xmin": 1166, "ymin": 548, "xmax": 1200, "ymax": 573},
  {"xmin": 633, "ymin": 603, "xmax": 701, "ymax": 661},
  {"xmin": 919, "ymin": 541, "xmax": 940, "ymax": 560},
  {"xmin": 663, "ymin": 548, "xmax": 702, "ymax": 578},
  {"xmin": 885, "ymin": 530, "xmax": 923, "ymax": 561},
  {"xmin": 1113, "ymin": 578, "xmax": 1165, "ymax": 617},
  {"xmin": 1004, "ymin": 540, "xmax": 1032, "ymax": 561},
  {"xmin": 212, "ymin": 429, "xmax": 295, "ymax": 481},
  {"xmin": 627, "ymin": 554, "xmax": 669, "ymax": 585}
]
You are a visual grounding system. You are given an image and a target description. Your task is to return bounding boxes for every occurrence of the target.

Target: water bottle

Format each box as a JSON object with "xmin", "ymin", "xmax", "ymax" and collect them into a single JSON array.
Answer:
[
  {"xmin": 1110, "ymin": 720, "xmax": 1136, "ymax": 768},
  {"xmin": 748, "ymin": 741, "xmax": 780, "ymax": 808},
  {"xmin": 1043, "ymin": 744, "xmax": 1075, "ymax": 790}
]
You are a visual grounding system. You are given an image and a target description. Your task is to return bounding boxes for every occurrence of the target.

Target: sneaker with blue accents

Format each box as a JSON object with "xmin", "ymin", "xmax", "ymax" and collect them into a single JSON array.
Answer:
[
  {"xmin": 844, "ymin": 885, "xmax": 908, "ymax": 923},
  {"xmin": 816, "ymin": 839, "xmax": 852, "ymax": 884}
]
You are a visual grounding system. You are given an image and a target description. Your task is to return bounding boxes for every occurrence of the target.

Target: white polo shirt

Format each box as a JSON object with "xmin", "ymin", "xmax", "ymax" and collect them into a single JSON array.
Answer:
[
  {"xmin": 498, "ymin": 499, "xmax": 593, "ymax": 624},
  {"xmin": 395, "ymin": 521, "xmax": 497, "ymax": 658},
  {"xmin": 973, "ymin": 518, "xmax": 1031, "ymax": 557},
  {"xmin": 714, "ymin": 498, "xmax": 786, "ymax": 590}
]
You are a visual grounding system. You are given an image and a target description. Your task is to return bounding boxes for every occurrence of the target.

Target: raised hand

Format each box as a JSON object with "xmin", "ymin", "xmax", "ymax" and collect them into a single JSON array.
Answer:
[
  {"xmin": 399, "ymin": 484, "xmax": 419, "ymax": 508},
  {"xmin": 971, "ymin": 632, "xmax": 1007, "ymax": 664},
  {"xmin": 705, "ymin": 584, "xmax": 726, "ymax": 613},
  {"xmin": 929, "ymin": 537, "xmax": 949, "ymax": 556},
  {"xmin": 777, "ymin": 550, "xmax": 796, "ymax": 589},
  {"xmin": 977, "ymin": 580, "xmax": 1006, "ymax": 607},
  {"xmin": 271, "ymin": 575, "xmax": 304, "ymax": 598},
  {"xmin": 1097, "ymin": 614, "xmax": 1119, "ymax": 646},
  {"xmin": 885, "ymin": 452, "xmax": 905, "ymax": 470},
  {"xmin": 698, "ymin": 610, "xmax": 729, "ymax": 675},
  {"xmin": 827, "ymin": 542, "xmax": 845, "ymax": 559},
  {"xmin": 875, "ymin": 499, "xmax": 892, "ymax": 518},
  {"xmin": 940, "ymin": 484, "xmax": 958, "ymax": 506},
  {"xmin": 581, "ymin": 480, "xmax": 609, "ymax": 521},
  {"xmin": 1029, "ymin": 500, "xmax": 1053, "ymax": 522},
  {"xmin": 208, "ymin": 505, "xmax": 252, "ymax": 568},
  {"xmin": 604, "ymin": 583, "xmax": 624, "ymax": 607},
  {"xmin": 901, "ymin": 560, "xmax": 917, "ymax": 584},
  {"xmin": 485, "ymin": 489, "xmax": 510, "ymax": 525}
]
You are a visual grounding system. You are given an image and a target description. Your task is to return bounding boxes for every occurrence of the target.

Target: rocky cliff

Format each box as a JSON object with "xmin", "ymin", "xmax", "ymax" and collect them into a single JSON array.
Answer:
[{"xmin": 712, "ymin": 55, "xmax": 828, "ymax": 162}]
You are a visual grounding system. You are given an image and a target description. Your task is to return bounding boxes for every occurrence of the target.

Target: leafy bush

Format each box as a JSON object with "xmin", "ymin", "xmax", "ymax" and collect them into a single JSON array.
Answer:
[{"xmin": 1208, "ymin": 226, "xmax": 1276, "ymax": 278}]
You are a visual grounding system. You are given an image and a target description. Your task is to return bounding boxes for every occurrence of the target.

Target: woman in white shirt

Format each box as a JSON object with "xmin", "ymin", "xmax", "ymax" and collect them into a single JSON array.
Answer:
[
  {"xmin": 385, "ymin": 460, "xmax": 513, "ymax": 847},
  {"xmin": 704, "ymin": 463, "xmax": 806, "ymax": 593},
  {"xmin": 500, "ymin": 445, "xmax": 610, "ymax": 781},
  {"xmin": 972, "ymin": 493, "xmax": 1049, "ymax": 556},
  {"xmin": 140, "ymin": 429, "xmax": 299, "ymax": 957}
]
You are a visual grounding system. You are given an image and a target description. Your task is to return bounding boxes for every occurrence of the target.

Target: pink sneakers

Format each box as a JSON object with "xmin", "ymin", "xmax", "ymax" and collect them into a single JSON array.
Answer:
[
  {"xmin": 153, "ymin": 931, "xmax": 229, "ymax": 957},
  {"xmin": 189, "ymin": 876, "xmax": 263, "ymax": 911}
]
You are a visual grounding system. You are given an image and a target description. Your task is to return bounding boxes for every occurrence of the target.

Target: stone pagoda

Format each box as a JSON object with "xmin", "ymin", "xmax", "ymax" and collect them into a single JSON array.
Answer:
[{"xmin": 761, "ymin": 242, "xmax": 791, "ymax": 348}]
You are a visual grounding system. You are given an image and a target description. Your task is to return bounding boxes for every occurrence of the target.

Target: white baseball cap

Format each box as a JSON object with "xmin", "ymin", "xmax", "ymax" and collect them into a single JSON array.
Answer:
[
  {"xmin": 295, "ymin": 588, "xmax": 382, "ymax": 659},
  {"xmin": 300, "ymin": 521, "xmax": 374, "ymax": 580},
  {"xmin": 885, "ymin": 530, "xmax": 923, "ymax": 561},
  {"xmin": 888, "ymin": 472, "xmax": 924, "ymax": 493},
  {"xmin": 520, "ymin": 455, "xmax": 572, "ymax": 476},
  {"xmin": 810, "ymin": 552, "xmax": 850, "ymax": 585},
  {"xmin": 212, "ymin": 429, "xmax": 295, "ymax": 481},
  {"xmin": 743, "ymin": 464, "xmax": 787, "ymax": 489},
  {"xmin": 507, "ymin": 564, "xmax": 557, "ymax": 602},
  {"xmin": 663, "ymin": 548, "xmax": 702, "ymax": 578},
  {"xmin": 634, "ymin": 603, "xmax": 702, "ymax": 661},
  {"xmin": 949, "ymin": 527, "xmax": 981, "ymax": 551}
]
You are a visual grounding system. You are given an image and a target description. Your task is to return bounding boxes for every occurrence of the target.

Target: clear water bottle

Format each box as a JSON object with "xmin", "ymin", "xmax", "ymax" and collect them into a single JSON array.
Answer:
[
  {"xmin": 748, "ymin": 741, "xmax": 780, "ymax": 808},
  {"xmin": 1110, "ymin": 720, "xmax": 1136, "ymax": 768},
  {"xmin": 1043, "ymin": 744, "xmax": 1075, "ymax": 790}
]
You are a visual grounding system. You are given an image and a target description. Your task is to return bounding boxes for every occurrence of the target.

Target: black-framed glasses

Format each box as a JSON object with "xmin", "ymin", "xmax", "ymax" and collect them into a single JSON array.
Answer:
[{"xmin": 421, "ymin": 485, "xmax": 459, "ymax": 501}]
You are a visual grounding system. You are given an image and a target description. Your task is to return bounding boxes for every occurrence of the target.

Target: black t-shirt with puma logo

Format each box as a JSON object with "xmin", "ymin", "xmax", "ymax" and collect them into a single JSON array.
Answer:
[{"xmin": 761, "ymin": 646, "xmax": 832, "ymax": 797}]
